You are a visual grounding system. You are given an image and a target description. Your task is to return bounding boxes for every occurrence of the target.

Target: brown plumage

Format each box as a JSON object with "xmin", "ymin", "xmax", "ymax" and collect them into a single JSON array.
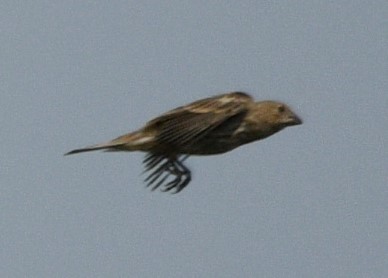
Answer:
[{"xmin": 65, "ymin": 92, "xmax": 302, "ymax": 193}]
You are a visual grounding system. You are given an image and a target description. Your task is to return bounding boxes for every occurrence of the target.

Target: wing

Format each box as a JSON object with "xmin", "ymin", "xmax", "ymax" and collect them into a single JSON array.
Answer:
[{"xmin": 143, "ymin": 92, "xmax": 254, "ymax": 148}]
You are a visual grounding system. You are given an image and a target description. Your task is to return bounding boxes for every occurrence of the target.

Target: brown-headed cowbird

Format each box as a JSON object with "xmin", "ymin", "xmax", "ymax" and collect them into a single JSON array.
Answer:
[{"xmin": 65, "ymin": 92, "xmax": 302, "ymax": 193}]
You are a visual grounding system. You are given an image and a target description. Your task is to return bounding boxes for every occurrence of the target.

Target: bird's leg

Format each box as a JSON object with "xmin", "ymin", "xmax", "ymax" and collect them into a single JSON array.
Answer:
[
  {"xmin": 162, "ymin": 156, "xmax": 191, "ymax": 193},
  {"xmin": 162, "ymin": 161, "xmax": 181, "ymax": 191},
  {"xmin": 173, "ymin": 158, "xmax": 191, "ymax": 193},
  {"xmin": 143, "ymin": 153, "xmax": 191, "ymax": 193},
  {"xmin": 175, "ymin": 155, "xmax": 191, "ymax": 193}
]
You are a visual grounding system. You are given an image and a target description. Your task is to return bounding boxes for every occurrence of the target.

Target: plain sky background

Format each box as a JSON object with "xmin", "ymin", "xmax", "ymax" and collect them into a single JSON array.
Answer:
[{"xmin": 1, "ymin": 1, "xmax": 387, "ymax": 277}]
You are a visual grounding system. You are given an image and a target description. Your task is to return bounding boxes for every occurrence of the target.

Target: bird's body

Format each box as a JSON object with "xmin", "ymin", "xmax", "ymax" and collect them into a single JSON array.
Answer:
[{"xmin": 66, "ymin": 92, "xmax": 302, "ymax": 193}]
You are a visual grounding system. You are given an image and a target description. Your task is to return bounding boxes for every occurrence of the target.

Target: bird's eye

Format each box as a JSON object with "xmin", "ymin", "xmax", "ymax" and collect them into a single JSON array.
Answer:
[{"xmin": 278, "ymin": 105, "xmax": 285, "ymax": 113}]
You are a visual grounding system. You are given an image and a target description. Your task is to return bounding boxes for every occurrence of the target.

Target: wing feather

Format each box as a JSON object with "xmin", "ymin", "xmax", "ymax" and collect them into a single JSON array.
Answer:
[{"xmin": 144, "ymin": 92, "xmax": 253, "ymax": 148}]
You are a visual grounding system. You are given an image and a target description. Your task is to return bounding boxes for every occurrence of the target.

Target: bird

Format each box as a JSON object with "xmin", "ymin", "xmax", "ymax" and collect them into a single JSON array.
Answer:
[{"xmin": 65, "ymin": 91, "xmax": 302, "ymax": 193}]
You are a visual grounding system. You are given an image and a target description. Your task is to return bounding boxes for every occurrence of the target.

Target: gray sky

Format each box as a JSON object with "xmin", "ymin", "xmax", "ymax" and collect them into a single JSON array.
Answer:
[{"xmin": 1, "ymin": 1, "xmax": 387, "ymax": 277}]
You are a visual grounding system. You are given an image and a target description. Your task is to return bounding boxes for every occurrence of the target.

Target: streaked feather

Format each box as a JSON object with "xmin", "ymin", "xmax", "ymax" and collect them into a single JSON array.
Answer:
[{"xmin": 144, "ymin": 92, "xmax": 253, "ymax": 148}]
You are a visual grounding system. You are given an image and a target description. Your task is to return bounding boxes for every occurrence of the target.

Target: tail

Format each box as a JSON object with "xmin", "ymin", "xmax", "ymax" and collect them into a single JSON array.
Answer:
[
  {"xmin": 64, "ymin": 141, "xmax": 125, "ymax": 155},
  {"xmin": 64, "ymin": 131, "xmax": 155, "ymax": 156}
]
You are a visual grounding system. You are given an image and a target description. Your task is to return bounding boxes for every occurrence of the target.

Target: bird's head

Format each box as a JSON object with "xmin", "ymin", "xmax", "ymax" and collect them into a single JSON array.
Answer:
[{"xmin": 253, "ymin": 101, "xmax": 303, "ymax": 129}]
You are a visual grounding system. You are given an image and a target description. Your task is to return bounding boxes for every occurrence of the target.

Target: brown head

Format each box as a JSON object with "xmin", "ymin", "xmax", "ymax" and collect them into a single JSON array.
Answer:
[
  {"xmin": 245, "ymin": 101, "xmax": 302, "ymax": 136},
  {"xmin": 254, "ymin": 100, "xmax": 302, "ymax": 125}
]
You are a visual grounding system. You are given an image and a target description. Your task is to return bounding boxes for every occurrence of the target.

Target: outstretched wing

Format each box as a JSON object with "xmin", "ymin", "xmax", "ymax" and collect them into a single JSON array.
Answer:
[{"xmin": 143, "ymin": 92, "xmax": 253, "ymax": 148}]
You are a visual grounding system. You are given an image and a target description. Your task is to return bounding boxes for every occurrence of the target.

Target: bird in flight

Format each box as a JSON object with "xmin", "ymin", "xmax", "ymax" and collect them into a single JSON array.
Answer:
[{"xmin": 65, "ymin": 92, "xmax": 302, "ymax": 193}]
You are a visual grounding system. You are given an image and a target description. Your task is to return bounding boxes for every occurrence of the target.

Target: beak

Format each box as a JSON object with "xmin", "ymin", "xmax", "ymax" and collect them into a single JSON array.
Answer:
[{"xmin": 287, "ymin": 113, "xmax": 303, "ymax": 126}]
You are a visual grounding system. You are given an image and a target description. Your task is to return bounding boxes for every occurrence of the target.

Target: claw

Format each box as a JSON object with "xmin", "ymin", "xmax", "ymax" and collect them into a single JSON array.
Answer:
[{"xmin": 142, "ymin": 154, "xmax": 191, "ymax": 193}]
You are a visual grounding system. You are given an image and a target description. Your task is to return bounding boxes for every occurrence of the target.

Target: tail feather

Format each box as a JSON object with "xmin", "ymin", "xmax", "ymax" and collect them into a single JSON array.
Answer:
[
  {"xmin": 64, "ymin": 142, "xmax": 124, "ymax": 155},
  {"xmin": 65, "ymin": 131, "xmax": 154, "ymax": 156}
]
